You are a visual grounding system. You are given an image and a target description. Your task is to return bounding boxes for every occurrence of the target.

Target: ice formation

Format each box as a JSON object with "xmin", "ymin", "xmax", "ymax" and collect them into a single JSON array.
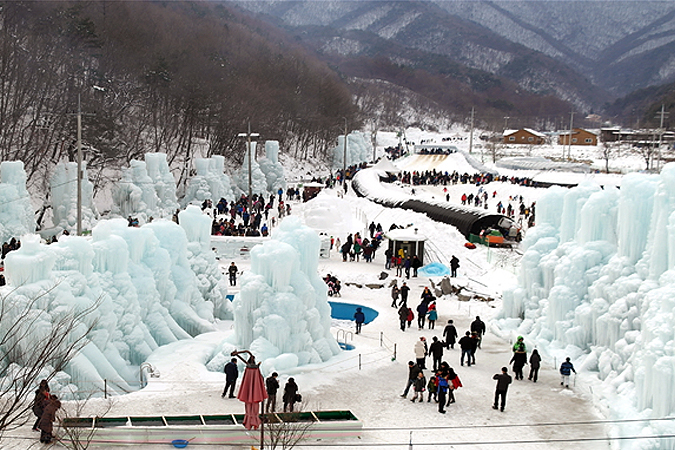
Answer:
[
  {"xmin": 497, "ymin": 165, "xmax": 675, "ymax": 448},
  {"xmin": 1, "ymin": 209, "xmax": 230, "ymax": 397},
  {"xmin": 332, "ymin": 131, "xmax": 373, "ymax": 169},
  {"xmin": 233, "ymin": 142, "xmax": 268, "ymax": 198},
  {"xmin": 0, "ymin": 161, "xmax": 35, "ymax": 244},
  {"xmin": 50, "ymin": 161, "xmax": 99, "ymax": 233},
  {"xmin": 145, "ymin": 153, "xmax": 180, "ymax": 216},
  {"xmin": 229, "ymin": 216, "xmax": 341, "ymax": 374},
  {"xmin": 181, "ymin": 155, "xmax": 234, "ymax": 208},
  {"xmin": 258, "ymin": 140, "xmax": 286, "ymax": 192}
]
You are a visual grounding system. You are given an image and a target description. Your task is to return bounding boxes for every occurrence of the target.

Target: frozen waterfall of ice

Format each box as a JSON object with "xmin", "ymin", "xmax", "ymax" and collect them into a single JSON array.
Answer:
[
  {"xmin": 233, "ymin": 142, "xmax": 268, "ymax": 198},
  {"xmin": 227, "ymin": 216, "xmax": 341, "ymax": 374},
  {"xmin": 145, "ymin": 153, "xmax": 180, "ymax": 217},
  {"xmin": 497, "ymin": 164, "xmax": 675, "ymax": 448},
  {"xmin": 1, "ymin": 208, "xmax": 230, "ymax": 398},
  {"xmin": 258, "ymin": 140, "xmax": 286, "ymax": 193},
  {"xmin": 332, "ymin": 131, "xmax": 373, "ymax": 170},
  {"xmin": 181, "ymin": 155, "xmax": 234, "ymax": 208},
  {"xmin": 0, "ymin": 161, "xmax": 35, "ymax": 244},
  {"xmin": 50, "ymin": 161, "xmax": 99, "ymax": 233}
]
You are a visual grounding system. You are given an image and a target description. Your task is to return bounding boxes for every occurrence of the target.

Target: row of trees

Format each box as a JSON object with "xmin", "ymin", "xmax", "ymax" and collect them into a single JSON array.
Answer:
[{"xmin": 0, "ymin": 1, "xmax": 358, "ymax": 196}]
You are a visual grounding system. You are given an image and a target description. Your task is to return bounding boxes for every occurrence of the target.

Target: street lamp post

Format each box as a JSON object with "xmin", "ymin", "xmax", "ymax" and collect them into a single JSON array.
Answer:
[
  {"xmin": 343, "ymin": 118, "xmax": 348, "ymax": 184},
  {"xmin": 238, "ymin": 122, "xmax": 260, "ymax": 213}
]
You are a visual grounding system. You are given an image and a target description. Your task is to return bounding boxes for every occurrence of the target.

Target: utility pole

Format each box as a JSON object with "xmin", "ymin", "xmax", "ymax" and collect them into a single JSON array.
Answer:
[
  {"xmin": 655, "ymin": 104, "xmax": 669, "ymax": 172},
  {"xmin": 238, "ymin": 122, "xmax": 259, "ymax": 213},
  {"xmin": 503, "ymin": 116, "xmax": 510, "ymax": 131},
  {"xmin": 469, "ymin": 107, "xmax": 475, "ymax": 156},
  {"xmin": 567, "ymin": 111, "xmax": 575, "ymax": 161},
  {"xmin": 76, "ymin": 94, "xmax": 82, "ymax": 236}
]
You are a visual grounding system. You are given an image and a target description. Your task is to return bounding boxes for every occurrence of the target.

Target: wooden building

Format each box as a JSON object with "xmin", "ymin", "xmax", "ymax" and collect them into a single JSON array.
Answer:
[
  {"xmin": 558, "ymin": 128, "xmax": 597, "ymax": 146},
  {"xmin": 503, "ymin": 128, "xmax": 546, "ymax": 145}
]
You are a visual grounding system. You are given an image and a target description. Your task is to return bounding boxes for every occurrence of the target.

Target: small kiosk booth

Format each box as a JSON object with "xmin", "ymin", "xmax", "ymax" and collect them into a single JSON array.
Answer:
[
  {"xmin": 385, "ymin": 228, "xmax": 427, "ymax": 264},
  {"xmin": 302, "ymin": 182, "xmax": 324, "ymax": 202}
]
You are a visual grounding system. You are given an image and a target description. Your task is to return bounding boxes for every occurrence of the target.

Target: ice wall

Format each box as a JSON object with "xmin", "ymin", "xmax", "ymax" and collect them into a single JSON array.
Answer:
[
  {"xmin": 0, "ymin": 161, "xmax": 35, "ymax": 244},
  {"xmin": 145, "ymin": 152, "xmax": 180, "ymax": 217},
  {"xmin": 1, "ymin": 215, "xmax": 230, "ymax": 398},
  {"xmin": 230, "ymin": 217, "xmax": 341, "ymax": 374},
  {"xmin": 498, "ymin": 165, "xmax": 675, "ymax": 448},
  {"xmin": 181, "ymin": 155, "xmax": 234, "ymax": 208},
  {"xmin": 332, "ymin": 131, "xmax": 373, "ymax": 169},
  {"xmin": 233, "ymin": 142, "xmax": 268, "ymax": 198},
  {"xmin": 258, "ymin": 141, "xmax": 286, "ymax": 192},
  {"xmin": 50, "ymin": 161, "xmax": 99, "ymax": 233}
]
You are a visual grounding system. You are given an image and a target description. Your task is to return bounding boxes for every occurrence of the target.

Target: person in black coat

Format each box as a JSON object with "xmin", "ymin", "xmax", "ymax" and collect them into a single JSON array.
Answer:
[
  {"xmin": 429, "ymin": 336, "xmax": 444, "ymax": 371},
  {"xmin": 459, "ymin": 332, "xmax": 473, "ymax": 366},
  {"xmin": 528, "ymin": 349, "xmax": 541, "ymax": 382},
  {"xmin": 222, "ymin": 358, "xmax": 239, "ymax": 398},
  {"xmin": 265, "ymin": 372, "xmax": 280, "ymax": 412},
  {"xmin": 228, "ymin": 262, "xmax": 238, "ymax": 286},
  {"xmin": 32, "ymin": 379, "xmax": 49, "ymax": 431},
  {"xmin": 443, "ymin": 320, "xmax": 458, "ymax": 349},
  {"xmin": 450, "ymin": 255, "xmax": 460, "ymax": 277},
  {"xmin": 493, "ymin": 367, "xmax": 512, "ymax": 412},
  {"xmin": 283, "ymin": 377, "xmax": 299, "ymax": 412},
  {"xmin": 354, "ymin": 307, "xmax": 365, "ymax": 334},
  {"xmin": 470, "ymin": 316, "xmax": 486, "ymax": 348},
  {"xmin": 510, "ymin": 349, "xmax": 527, "ymax": 381},
  {"xmin": 416, "ymin": 301, "xmax": 428, "ymax": 330},
  {"xmin": 38, "ymin": 395, "xmax": 61, "ymax": 444},
  {"xmin": 411, "ymin": 255, "xmax": 422, "ymax": 277}
]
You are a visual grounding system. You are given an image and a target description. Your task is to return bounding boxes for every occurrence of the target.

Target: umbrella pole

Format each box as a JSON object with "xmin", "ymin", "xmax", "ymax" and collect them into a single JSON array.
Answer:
[{"xmin": 260, "ymin": 399, "xmax": 265, "ymax": 449}]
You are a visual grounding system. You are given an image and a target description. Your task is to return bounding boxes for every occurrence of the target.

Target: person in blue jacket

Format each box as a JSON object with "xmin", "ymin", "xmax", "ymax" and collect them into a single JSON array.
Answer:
[
  {"xmin": 354, "ymin": 307, "xmax": 365, "ymax": 334},
  {"xmin": 560, "ymin": 357, "xmax": 576, "ymax": 388}
]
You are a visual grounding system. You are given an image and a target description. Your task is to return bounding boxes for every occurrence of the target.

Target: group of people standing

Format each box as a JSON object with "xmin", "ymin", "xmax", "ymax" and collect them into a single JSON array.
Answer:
[
  {"xmin": 402, "ymin": 360, "xmax": 462, "ymax": 414},
  {"xmin": 32, "ymin": 380, "xmax": 61, "ymax": 444}
]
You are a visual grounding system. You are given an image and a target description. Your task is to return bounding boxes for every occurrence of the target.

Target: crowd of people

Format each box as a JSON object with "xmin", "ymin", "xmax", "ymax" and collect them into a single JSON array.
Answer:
[{"xmin": 339, "ymin": 228, "xmax": 384, "ymax": 263}]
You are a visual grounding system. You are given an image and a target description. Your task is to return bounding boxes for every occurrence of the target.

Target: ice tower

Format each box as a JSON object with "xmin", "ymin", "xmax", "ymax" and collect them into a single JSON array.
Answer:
[
  {"xmin": 0, "ymin": 161, "xmax": 35, "ymax": 244},
  {"xmin": 50, "ymin": 161, "xmax": 99, "ymax": 233}
]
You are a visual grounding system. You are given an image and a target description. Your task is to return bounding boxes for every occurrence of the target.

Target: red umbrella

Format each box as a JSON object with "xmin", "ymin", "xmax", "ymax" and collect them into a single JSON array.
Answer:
[{"xmin": 233, "ymin": 351, "xmax": 268, "ymax": 430}]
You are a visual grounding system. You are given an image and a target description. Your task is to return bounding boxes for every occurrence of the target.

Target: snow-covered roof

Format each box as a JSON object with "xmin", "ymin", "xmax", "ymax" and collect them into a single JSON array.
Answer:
[
  {"xmin": 384, "ymin": 228, "xmax": 427, "ymax": 242},
  {"xmin": 371, "ymin": 158, "xmax": 401, "ymax": 174},
  {"xmin": 502, "ymin": 128, "xmax": 545, "ymax": 138}
]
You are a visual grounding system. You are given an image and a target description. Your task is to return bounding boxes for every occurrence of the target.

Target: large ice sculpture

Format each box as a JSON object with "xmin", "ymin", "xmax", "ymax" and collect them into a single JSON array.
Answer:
[
  {"xmin": 0, "ymin": 161, "xmax": 35, "ymax": 244},
  {"xmin": 233, "ymin": 142, "xmax": 268, "ymax": 198},
  {"xmin": 145, "ymin": 153, "xmax": 180, "ymax": 217},
  {"xmin": 50, "ymin": 161, "xmax": 99, "ymax": 233},
  {"xmin": 231, "ymin": 217, "xmax": 341, "ymax": 373},
  {"xmin": 181, "ymin": 156, "xmax": 234, "ymax": 208},
  {"xmin": 1, "ymin": 213, "xmax": 229, "ymax": 397},
  {"xmin": 332, "ymin": 131, "xmax": 373, "ymax": 169},
  {"xmin": 258, "ymin": 141, "xmax": 286, "ymax": 192},
  {"xmin": 497, "ymin": 165, "xmax": 675, "ymax": 446}
]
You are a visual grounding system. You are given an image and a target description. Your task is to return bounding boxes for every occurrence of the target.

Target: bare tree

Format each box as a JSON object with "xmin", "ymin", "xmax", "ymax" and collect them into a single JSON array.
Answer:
[
  {"xmin": 0, "ymin": 286, "xmax": 99, "ymax": 437},
  {"xmin": 263, "ymin": 408, "xmax": 314, "ymax": 450},
  {"xmin": 56, "ymin": 393, "xmax": 115, "ymax": 450},
  {"xmin": 600, "ymin": 142, "xmax": 615, "ymax": 173}
]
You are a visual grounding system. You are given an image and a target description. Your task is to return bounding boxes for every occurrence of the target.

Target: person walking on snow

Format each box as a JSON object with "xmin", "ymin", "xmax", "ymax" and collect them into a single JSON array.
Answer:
[
  {"xmin": 411, "ymin": 255, "xmax": 422, "ymax": 277},
  {"xmin": 391, "ymin": 283, "xmax": 400, "ymax": 308},
  {"xmin": 443, "ymin": 320, "xmax": 458, "ymax": 349},
  {"xmin": 401, "ymin": 361, "xmax": 422, "ymax": 398},
  {"xmin": 354, "ymin": 307, "xmax": 365, "ymax": 334},
  {"xmin": 414, "ymin": 337, "xmax": 428, "ymax": 369},
  {"xmin": 416, "ymin": 301, "xmax": 428, "ymax": 330},
  {"xmin": 436, "ymin": 373, "xmax": 449, "ymax": 414},
  {"xmin": 528, "ymin": 349, "xmax": 541, "ymax": 382},
  {"xmin": 429, "ymin": 336, "xmax": 444, "ymax": 372},
  {"xmin": 510, "ymin": 337, "xmax": 527, "ymax": 381},
  {"xmin": 410, "ymin": 371, "xmax": 426, "ymax": 403},
  {"xmin": 228, "ymin": 262, "xmax": 238, "ymax": 286},
  {"xmin": 470, "ymin": 316, "xmax": 486, "ymax": 348},
  {"xmin": 398, "ymin": 305, "xmax": 409, "ymax": 332},
  {"xmin": 400, "ymin": 282, "xmax": 410, "ymax": 306},
  {"xmin": 459, "ymin": 332, "xmax": 473, "ymax": 366},
  {"xmin": 450, "ymin": 255, "xmax": 460, "ymax": 277},
  {"xmin": 427, "ymin": 302, "xmax": 438, "ymax": 329},
  {"xmin": 492, "ymin": 367, "xmax": 512, "ymax": 412},
  {"xmin": 283, "ymin": 378, "xmax": 300, "ymax": 412},
  {"xmin": 222, "ymin": 358, "xmax": 239, "ymax": 398},
  {"xmin": 265, "ymin": 372, "xmax": 279, "ymax": 413},
  {"xmin": 560, "ymin": 357, "xmax": 576, "ymax": 388}
]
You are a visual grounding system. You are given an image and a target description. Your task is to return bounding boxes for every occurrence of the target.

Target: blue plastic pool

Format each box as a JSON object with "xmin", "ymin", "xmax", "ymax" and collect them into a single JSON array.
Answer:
[
  {"xmin": 328, "ymin": 302, "xmax": 379, "ymax": 324},
  {"xmin": 338, "ymin": 342, "xmax": 355, "ymax": 351}
]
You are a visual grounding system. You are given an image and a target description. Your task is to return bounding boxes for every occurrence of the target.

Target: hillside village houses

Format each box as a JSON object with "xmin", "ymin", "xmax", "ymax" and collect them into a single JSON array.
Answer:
[
  {"xmin": 558, "ymin": 128, "xmax": 598, "ymax": 146},
  {"xmin": 503, "ymin": 128, "xmax": 547, "ymax": 145}
]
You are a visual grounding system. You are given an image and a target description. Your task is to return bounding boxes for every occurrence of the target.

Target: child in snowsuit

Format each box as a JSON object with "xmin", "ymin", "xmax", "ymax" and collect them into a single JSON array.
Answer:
[
  {"xmin": 427, "ymin": 373, "xmax": 438, "ymax": 403},
  {"xmin": 410, "ymin": 371, "xmax": 426, "ymax": 403},
  {"xmin": 39, "ymin": 395, "xmax": 61, "ymax": 444}
]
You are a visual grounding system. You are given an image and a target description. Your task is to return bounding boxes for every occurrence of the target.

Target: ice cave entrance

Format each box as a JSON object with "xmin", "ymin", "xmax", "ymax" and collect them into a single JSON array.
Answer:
[{"xmin": 328, "ymin": 301, "xmax": 379, "ymax": 324}]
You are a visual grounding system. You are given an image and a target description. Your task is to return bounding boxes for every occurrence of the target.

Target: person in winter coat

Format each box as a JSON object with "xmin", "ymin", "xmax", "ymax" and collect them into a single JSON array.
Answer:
[
  {"xmin": 32, "ymin": 379, "xmax": 50, "ymax": 431},
  {"xmin": 228, "ymin": 262, "xmax": 238, "ymax": 286},
  {"xmin": 459, "ymin": 332, "xmax": 473, "ymax": 366},
  {"xmin": 414, "ymin": 337, "xmax": 428, "ymax": 369},
  {"xmin": 427, "ymin": 303, "xmax": 438, "ymax": 329},
  {"xmin": 354, "ymin": 307, "xmax": 365, "ymax": 334},
  {"xmin": 416, "ymin": 301, "xmax": 428, "ymax": 330},
  {"xmin": 391, "ymin": 284, "xmax": 400, "ymax": 308},
  {"xmin": 560, "ymin": 357, "xmax": 576, "ymax": 388},
  {"xmin": 446, "ymin": 367, "xmax": 462, "ymax": 405},
  {"xmin": 427, "ymin": 373, "xmax": 438, "ymax": 403},
  {"xmin": 400, "ymin": 282, "xmax": 410, "ymax": 306},
  {"xmin": 398, "ymin": 306, "xmax": 409, "ymax": 332},
  {"xmin": 404, "ymin": 257, "xmax": 412, "ymax": 279},
  {"xmin": 395, "ymin": 256, "xmax": 403, "ymax": 276},
  {"xmin": 450, "ymin": 255, "xmax": 460, "ymax": 277},
  {"xmin": 265, "ymin": 372, "xmax": 280, "ymax": 413},
  {"xmin": 222, "ymin": 358, "xmax": 239, "ymax": 398},
  {"xmin": 411, "ymin": 255, "xmax": 423, "ymax": 277},
  {"xmin": 401, "ymin": 361, "xmax": 422, "ymax": 398},
  {"xmin": 410, "ymin": 371, "xmax": 426, "ymax": 403},
  {"xmin": 406, "ymin": 308, "xmax": 414, "ymax": 329},
  {"xmin": 341, "ymin": 241, "xmax": 351, "ymax": 262},
  {"xmin": 528, "ymin": 349, "xmax": 541, "ymax": 382},
  {"xmin": 385, "ymin": 247, "xmax": 393, "ymax": 269},
  {"xmin": 443, "ymin": 320, "xmax": 458, "ymax": 349},
  {"xmin": 470, "ymin": 332, "xmax": 480, "ymax": 365},
  {"xmin": 283, "ymin": 378, "xmax": 299, "ymax": 412},
  {"xmin": 436, "ymin": 373, "xmax": 450, "ymax": 414},
  {"xmin": 39, "ymin": 395, "xmax": 61, "ymax": 444},
  {"xmin": 510, "ymin": 346, "xmax": 528, "ymax": 381},
  {"xmin": 428, "ymin": 336, "xmax": 444, "ymax": 371},
  {"xmin": 470, "ymin": 316, "xmax": 486, "ymax": 348},
  {"xmin": 492, "ymin": 367, "xmax": 512, "ymax": 412}
]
